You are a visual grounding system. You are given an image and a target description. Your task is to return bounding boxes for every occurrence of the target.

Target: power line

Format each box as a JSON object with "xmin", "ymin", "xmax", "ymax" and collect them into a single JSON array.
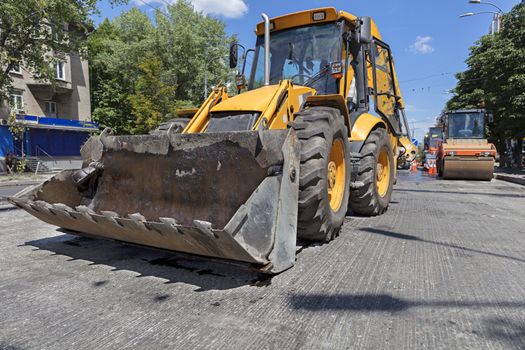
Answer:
[
  {"xmin": 399, "ymin": 72, "xmax": 454, "ymax": 84},
  {"xmin": 404, "ymin": 76, "xmax": 486, "ymax": 93},
  {"xmin": 136, "ymin": 0, "xmax": 175, "ymax": 22}
]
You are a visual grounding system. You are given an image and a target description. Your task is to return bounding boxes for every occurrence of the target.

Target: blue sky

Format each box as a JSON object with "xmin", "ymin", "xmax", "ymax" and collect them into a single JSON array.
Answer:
[{"xmin": 94, "ymin": 0, "xmax": 519, "ymax": 141}]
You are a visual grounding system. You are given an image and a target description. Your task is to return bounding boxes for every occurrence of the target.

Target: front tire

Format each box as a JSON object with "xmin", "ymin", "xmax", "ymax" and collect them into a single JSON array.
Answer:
[
  {"xmin": 349, "ymin": 128, "xmax": 394, "ymax": 216},
  {"xmin": 292, "ymin": 107, "xmax": 351, "ymax": 242}
]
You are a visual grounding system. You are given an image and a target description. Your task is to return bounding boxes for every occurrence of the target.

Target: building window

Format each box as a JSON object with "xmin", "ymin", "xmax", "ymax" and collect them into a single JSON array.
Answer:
[
  {"xmin": 44, "ymin": 101, "xmax": 57, "ymax": 117},
  {"xmin": 10, "ymin": 64, "xmax": 22, "ymax": 75},
  {"xmin": 10, "ymin": 91, "xmax": 24, "ymax": 113},
  {"xmin": 55, "ymin": 61, "xmax": 65, "ymax": 80}
]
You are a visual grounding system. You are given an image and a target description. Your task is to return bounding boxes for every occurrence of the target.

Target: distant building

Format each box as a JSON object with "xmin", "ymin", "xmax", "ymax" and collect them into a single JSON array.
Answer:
[
  {"xmin": 0, "ymin": 52, "xmax": 91, "ymax": 121},
  {"xmin": 0, "ymin": 52, "xmax": 95, "ymax": 174}
]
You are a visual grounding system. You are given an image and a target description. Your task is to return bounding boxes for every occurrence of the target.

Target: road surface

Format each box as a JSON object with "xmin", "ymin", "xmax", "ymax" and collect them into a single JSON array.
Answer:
[
  {"xmin": 1, "ymin": 172, "xmax": 524, "ymax": 349},
  {"xmin": 0, "ymin": 184, "xmax": 29, "ymax": 199}
]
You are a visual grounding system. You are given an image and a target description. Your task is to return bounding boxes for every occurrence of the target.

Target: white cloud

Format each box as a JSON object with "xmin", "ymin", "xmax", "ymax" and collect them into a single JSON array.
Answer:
[
  {"xmin": 133, "ymin": 0, "xmax": 248, "ymax": 18},
  {"xmin": 191, "ymin": 0, "xmax": 248, "ymax": 18},
  {"xmin": 409, "ymin": 36, "xmax": 435, "ymax": 54}
]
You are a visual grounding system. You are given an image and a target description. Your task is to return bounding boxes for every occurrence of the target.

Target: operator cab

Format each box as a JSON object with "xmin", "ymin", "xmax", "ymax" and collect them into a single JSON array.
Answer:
[
  {"xmin": 444, "ymin": 110, "xmax": 486, "ymax": 139},
  {"xmin": 249, "ymin": 22, "xmax": 342, "ymax": 95}
]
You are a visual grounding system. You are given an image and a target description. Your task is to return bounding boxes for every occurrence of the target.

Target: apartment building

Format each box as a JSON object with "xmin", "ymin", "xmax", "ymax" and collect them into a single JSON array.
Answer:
[
  {"xmin": 0, "ymin": 54, "xmax": 91, "ymax": 121},
  {"xmin": 0, "ymin": 52, "xmax": 96, "ymax": 173}
]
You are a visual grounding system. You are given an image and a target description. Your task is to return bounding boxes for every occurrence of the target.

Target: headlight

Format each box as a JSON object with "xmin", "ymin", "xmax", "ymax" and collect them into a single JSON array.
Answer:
[{"xmin": 448, "ymin": 151, "xmax": 455, "ymax": 156}]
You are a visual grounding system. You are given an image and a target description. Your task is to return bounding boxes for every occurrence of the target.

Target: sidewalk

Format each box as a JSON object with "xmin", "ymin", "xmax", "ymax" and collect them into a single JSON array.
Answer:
[
  {"xmin": 0, "ymin": 173, "xmax": 55, "ymax": 187},
  {"xmin": 494, "ymin": 167, "xmax": 525, "ymax": 186}
]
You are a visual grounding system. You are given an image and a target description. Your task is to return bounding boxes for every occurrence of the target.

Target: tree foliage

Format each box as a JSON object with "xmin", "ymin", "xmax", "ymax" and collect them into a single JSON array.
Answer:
[
  {"xmin": 0, "ymin": 0, "xmax": 125, "ymax": 100},
  {"xmin": 89, "ymin": 1, "xmax": 231, "ymax": 134},
  {"xmin": 447, "ymin": 1, "xmax": 525, "ymax": 161},
  {"xmin": 129, "ymin": 56, "xmax": 186, "ymax": 134}
]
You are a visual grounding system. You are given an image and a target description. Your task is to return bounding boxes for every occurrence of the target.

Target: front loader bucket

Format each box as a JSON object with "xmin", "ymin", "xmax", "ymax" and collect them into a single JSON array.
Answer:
[{"xmin": 10, "ymin": 129, "xmax": 300, "ymax": 273}]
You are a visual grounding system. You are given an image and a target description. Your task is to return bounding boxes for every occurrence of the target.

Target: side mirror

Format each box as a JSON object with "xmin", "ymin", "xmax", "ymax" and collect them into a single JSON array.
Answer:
[
  {"xmin": 488, "ymin": 113, "xmax": 494, "ymax": 123},
  {"xmin": 358, "ymin": 17, "xmax": 372, "ymax": 44},
  {"xmin": 229, "ymin": 41, "xmax": 238, "ymax": 69}
]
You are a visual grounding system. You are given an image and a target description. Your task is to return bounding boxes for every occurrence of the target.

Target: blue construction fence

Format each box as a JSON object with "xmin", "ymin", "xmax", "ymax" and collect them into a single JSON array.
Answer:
[{"xmin": 0, "ymin": 115, "xmax": 99, "ymax": 158}]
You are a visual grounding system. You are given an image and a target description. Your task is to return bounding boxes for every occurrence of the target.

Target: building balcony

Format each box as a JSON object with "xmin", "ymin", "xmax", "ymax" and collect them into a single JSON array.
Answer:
[{"xmin": 27, "ymin": 80, "xmax": 73, "ymax": 100}]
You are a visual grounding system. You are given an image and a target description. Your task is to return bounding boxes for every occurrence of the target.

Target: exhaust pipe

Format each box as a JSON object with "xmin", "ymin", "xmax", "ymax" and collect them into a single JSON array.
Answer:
[{"xmin": 261, "ymin": 13, "xmax": 270, "ymax": 86}]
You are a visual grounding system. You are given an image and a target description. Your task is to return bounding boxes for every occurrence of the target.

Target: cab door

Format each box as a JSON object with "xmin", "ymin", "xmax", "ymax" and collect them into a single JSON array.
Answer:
[{"xmin": 369, "ymin": 39, "xmax": 401, "ymax": 135}]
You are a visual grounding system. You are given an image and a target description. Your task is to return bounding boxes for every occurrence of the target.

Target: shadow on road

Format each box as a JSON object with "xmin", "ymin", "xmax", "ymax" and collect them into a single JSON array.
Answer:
[
  {"xmin": 361, "ymin": 227, "xmax": 525, "ymax": 264},
  {"xmin": 290, "ymin": 294, "xmax": 525, "ymax": 349},
  {"xmin": 0, "ymin": 342, "xmax": 24, "ymax": 350},
  {"xmin": 24, "ymin": 233, "xmax": 274, "ymax": 292},
  {"xmin": 289, "ymin": 293, "xmax": 525, "ymax": 312},
  {"xmin": 483, "ymin": 317, "xmax": 525, "ymax": 350}
]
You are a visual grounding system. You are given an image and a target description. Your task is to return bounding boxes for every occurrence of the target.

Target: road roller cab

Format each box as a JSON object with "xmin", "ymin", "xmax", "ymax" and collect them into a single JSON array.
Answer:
[{"xmin": 436, "ymin": 109, "xmax": 496, "ymax": 180}]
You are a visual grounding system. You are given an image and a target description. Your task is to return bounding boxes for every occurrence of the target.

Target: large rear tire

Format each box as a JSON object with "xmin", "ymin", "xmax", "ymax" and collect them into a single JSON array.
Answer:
[
  {"xmin": 292, "ymin": 107, "xmax": 351, "ymax": 242},
  {"xmin": 349, "ymin": 128, "xmax": 394, "ymax": 216}
]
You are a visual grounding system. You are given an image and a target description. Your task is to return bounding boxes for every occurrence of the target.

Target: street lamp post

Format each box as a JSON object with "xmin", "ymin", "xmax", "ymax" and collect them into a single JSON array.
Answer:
[
  {"xmin": 462, "ymin": 0, "xmax": 503, "ymax": 34},
  {"xmin": 468, "ymin": 0, "xmax": 503, "ymax": 13},
  {"xmin": 460, "ymin": 11, "xmax": 502, "ymax": 34}
]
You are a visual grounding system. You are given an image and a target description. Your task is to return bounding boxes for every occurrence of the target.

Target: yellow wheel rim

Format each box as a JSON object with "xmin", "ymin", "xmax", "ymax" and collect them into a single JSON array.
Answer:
[
  {"xmin": 376, "ymin": 147, "xmax": 391, "ymax": 197},
  {"xmin": 328, "ymin": 138, "xmax": 346, "ymax": 212}
]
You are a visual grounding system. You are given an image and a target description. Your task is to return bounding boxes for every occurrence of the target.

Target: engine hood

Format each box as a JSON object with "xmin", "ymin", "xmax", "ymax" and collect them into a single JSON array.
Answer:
[{"xmin": 211, "ymin": 85, "xmax": 281, "ymax": 114}]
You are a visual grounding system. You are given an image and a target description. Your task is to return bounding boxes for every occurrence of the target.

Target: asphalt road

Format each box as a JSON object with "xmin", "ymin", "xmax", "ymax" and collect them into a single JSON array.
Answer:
[
  {"xmin": 1, "ymin": 172, "xmax": 524, "ymax": 350},
  {"xmin": 0, "ymin": 185, "xmax": 29, "ymax": 200}
]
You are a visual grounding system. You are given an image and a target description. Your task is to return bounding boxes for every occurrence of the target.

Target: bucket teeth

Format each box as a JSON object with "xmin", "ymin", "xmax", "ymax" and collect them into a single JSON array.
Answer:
[
  {"xmin": 159, "ymin": 217, "xmax": 181, "ymax": 234},
  {"xmin": 100, "ymin": 211, "xmax": 122, "ymax": 227},
  {"xmin": 50, "ymin": 203, "xmax": 77, "ymax": 220},
  {"xmin": 33, "ymin": 201, "xmax": 53, "ymax": 215},
  {"xmin": 125, "ymin": 213, "xmax": 150, "ymax": 231},
  {"xmin": 76, "ymin": 205, "xmax": 96, "ymax": 215},
  {"xmin": 9, "ymin": 197, "xmax": 32, "ymax": 211},
  {"xmin": 159, "ymin": 217, "xmax": 179, "ymax": 226},
  {"xmin": 75, "ymin": 205, "xmax": 98, "ymax": 222},
  {"xmin": 193, "ymin": 220, "xmax": 217, "ymax": 239},
  {"xmin": 128, "ymin": 213, "xmax": 147, "ymax": 222}
]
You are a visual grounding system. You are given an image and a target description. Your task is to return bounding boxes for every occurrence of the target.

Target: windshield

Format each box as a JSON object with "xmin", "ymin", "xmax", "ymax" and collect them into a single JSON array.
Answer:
[
  {"xmin": 428, "ymin": 127, "xmax": 442, "ymax": 148},
  {"xmin": 448, "ymin": 112, "xmax": 485, "ymax": 138},
  {"xmin": 248, "ymin": 22, "xmax": 342, "ymax": 94}
]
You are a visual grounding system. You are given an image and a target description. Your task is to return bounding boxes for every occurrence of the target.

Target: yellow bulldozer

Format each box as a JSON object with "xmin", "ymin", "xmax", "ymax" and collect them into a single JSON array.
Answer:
[{"xmin": 10, "ymin": 8, "xmax": 414, "ymax": 273}]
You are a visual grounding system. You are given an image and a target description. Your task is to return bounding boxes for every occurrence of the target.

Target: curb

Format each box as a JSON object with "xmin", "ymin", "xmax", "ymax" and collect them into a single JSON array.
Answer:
[
  {"xmin": 0, "ymin": 181, "xmax": 40, "ymax": 188},
  {"xmin": 494, "ymin": 174, "xmax": 525, "ymax": 186},
  {"xmin": 0, "ymin": 202, "xmax": 17, "ymax": 211}
]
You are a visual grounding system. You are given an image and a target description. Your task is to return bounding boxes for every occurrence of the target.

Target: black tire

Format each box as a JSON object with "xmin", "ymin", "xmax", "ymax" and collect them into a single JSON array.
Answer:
[
  {"xmin": 150, "ymin": 118, "xmax": 191, "ymax": 135},
  {"xmin": 292, "ymin": 106, "xmax": 351, "ymax": 242},
  {"xmin": 349, "ymin": 128, "xmax": 394, "ymax": 216}
]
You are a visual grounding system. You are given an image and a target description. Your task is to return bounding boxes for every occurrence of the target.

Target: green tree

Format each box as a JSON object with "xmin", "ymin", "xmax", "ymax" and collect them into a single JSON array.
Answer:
[
  {"xmin": 88, "ymin": 0, "xmax": 231, "ymax": 135},
  {"xmin": 129, "ymin": 56, "xmax": 192, "ymax": 134},
  {"xmin": 447, "ymin": 1, "xmax": 525, "ymax": 167},
  {"xmin": 0, "ymin": 0, "xmax": 125, "ymax": 100},
  {"xmin": 88, "ymin": 10, "xmax": 155, "ymax": 134}
]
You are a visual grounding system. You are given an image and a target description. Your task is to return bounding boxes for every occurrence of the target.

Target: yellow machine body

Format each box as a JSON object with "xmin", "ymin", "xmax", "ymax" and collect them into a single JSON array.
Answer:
[{"xmin": 11, "ymin": 7, "xmax": 410, "ymax": 273}]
